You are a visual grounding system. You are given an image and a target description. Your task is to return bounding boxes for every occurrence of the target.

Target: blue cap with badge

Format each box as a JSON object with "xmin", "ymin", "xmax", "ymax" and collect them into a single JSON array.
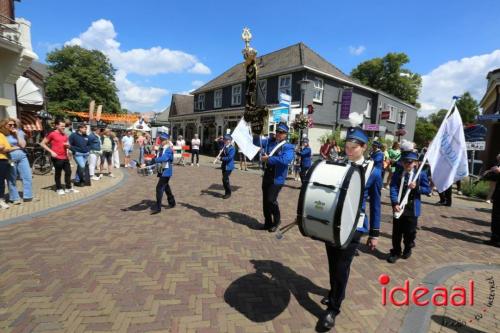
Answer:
[
  {"xmin": 276, "ymin": 122, "xmax": 289, "ymax": 133},
  {"xmin": 401, "ymin": 150, "xmax": 419, "ymax": 161},
  {"xmin": 159, "ymin": 132, "xmax": 170, "ymax": 140},
  {"xmin": 223, "ymin": 134, "xmax": 232, "ymax": 140},
  {"xmin": 346, "ymin": 127, "xmax": 368, "ymax": 144}
]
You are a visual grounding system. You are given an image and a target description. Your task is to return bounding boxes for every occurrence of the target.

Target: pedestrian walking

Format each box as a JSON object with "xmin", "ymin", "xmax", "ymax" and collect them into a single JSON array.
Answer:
[
  {"xmin": 99, "ymin": 128, "xmax": 115, "ymax": 177},
  {"xmin": 88, "ymin": 126, "xmax": 102, "ymax": 181},
  {"xmin": 69, "ymin": 123, "xmax": 91, "ymax": 187},
  {"xmin": 0, "ymin": 119, "xmax": 22, "ymax": 208},
  {"xmin": 191, "ymin": 134, "xmax": 200, "ymax": 167},
  {"xmin": 121, "ymin": 130, "xmax": 134, "ymax": 167}
]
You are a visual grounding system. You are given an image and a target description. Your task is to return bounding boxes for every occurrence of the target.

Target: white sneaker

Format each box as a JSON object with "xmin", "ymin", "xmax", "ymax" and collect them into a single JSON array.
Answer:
[
  {"xmin": 91, "ymin": 176, "xmax": 100, "ymax": 181},
  {"xmin": 0, "ymin": 199, "xmax": 9, "ymax": 209},
  {"xmin": 486, "ymin": 200, "xmax": 491, "ymax": 204},
  {"xmin": 197, "ymin": 163, "xmax": 199, "ymax": 167},
  {"xmin": 57, "ymin": 189, "xmax": 66, "ymax": 195},
  {"xmin": 65, "ymin": 188, "xmax": 80, "ymax": 194},
  {"xmin": 109, "ymin": 173, "xmax": 116, "ymax": 178},
  {"xmin": 98, "ymin": 174, "xmax": 103, "ymax": 179}
]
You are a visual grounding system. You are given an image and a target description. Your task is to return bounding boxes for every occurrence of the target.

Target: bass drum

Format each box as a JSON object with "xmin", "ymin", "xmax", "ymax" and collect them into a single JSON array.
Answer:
[{"xmin": 297, "ymin": 159, "xmax": 364, "ymax": 248}]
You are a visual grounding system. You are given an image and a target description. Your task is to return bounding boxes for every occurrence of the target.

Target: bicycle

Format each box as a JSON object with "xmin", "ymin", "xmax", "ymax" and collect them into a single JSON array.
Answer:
[{"xmin": 26, "ymin": 145, "xmax": 53, "ymax": 175}]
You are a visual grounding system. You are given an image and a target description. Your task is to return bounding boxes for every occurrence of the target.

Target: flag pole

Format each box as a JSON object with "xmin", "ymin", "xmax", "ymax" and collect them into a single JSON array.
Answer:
[{"xmin": 394, "ymin": 97, "xmax": 459, "ymax": 219}]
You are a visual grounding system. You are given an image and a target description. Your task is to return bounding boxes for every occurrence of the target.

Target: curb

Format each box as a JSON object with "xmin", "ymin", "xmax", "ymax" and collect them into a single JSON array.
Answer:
[{"xmin": 0, "ymin": 169, "xmax": 129, "ymax": 228}]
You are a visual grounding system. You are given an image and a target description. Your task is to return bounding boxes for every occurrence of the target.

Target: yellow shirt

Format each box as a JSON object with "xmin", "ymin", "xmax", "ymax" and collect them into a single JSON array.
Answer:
[{"xmin": 0, "ymin": 133, "xmax": 12, "ymax": 160}]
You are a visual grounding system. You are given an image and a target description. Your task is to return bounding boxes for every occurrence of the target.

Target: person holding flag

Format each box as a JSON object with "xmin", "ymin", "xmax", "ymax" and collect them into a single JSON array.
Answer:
[
  {"xmin": 387, "ymin": 150, "xmax": 431, "ymax": 263},
  {"xmin": 219, "ymin": 134, "xmax": 235, "ymax": 199}
]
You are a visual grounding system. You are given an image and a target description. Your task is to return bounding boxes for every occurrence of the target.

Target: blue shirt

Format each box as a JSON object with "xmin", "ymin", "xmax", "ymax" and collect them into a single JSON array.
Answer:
[
  {"xmin": 371, "ymin": 150, "xmax": 384, "ymax": 170},
  {"xmin": 220, "ymin": 145, "xmax": 235, "ymax": 171},
  {"xmin": 390, "ymin": 169, "xmax": 431, "ymax": 217},
  {"xmin": 7, "ymin": 130, "xmax": 27, "ymax": 161},
  {"xmin": 153, "ymin": 146, "xmax": 173, "ymax": 177},
  {"xmin": 88, "ymin": 132, "xmax": 101, "ymax": 151},
  {"xmin": 258, "ymin": 137, "xmax": 294, "ymax": 185},
  {"xmin": 298, "ymin": 146, "xmax": 312, "ymax": 169},
  {"xmin": 69, "ymin": 132, "xmax": 90, "ymax": 154},
  {"xmin": 356, "ymin": 161, "xmax": 382, "ymax": 237}
]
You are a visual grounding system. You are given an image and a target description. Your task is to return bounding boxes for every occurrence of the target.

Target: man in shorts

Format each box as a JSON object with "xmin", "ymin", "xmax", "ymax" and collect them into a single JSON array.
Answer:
[{"xmin": 121, "ymin": 130, "xmax": 134, "ymax": 167}]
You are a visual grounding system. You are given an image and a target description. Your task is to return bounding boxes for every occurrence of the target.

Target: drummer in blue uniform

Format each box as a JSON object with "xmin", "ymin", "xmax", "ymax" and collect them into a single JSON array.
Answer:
[
  {"xmin": 259, "ymin": 122, "xmax": 294, "ymax": 232},
  {"xmin": 220, "ymin": 134, "xmax": 235, "ymax": 199},
  {"xmin": 146, "ymin": 132, "xmax": 176, "ymax": 214},
  {"xmin": 371, "ymin": 141, "xmax": 384, "ymax": 171},
  {"xmin": 297, "ymin": 138, "xmax": 312, "ymax": 184},
  {"xmin": 387, "ymin": 150, "xmax": 431, "ymax": 263},
  {"xmin": 319, "ymin": 124, "xmax": 382, "ymax": 331}
]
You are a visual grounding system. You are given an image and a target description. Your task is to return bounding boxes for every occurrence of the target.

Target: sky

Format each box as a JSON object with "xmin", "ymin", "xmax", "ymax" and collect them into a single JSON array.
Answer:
[{"xmin": 16, "ymin": 0, "xmax": 500, "ymax": 115}]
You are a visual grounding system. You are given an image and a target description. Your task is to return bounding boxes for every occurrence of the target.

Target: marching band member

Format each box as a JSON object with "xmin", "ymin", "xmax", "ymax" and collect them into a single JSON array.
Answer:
[
  {"xmin": 259, "ymin": 122, "xmax": 294, "ymax": 232},
  {"xmin": 220, "ymin": 134, "xmax": 235, "ymax": 199},
  {"xmin": 297, "ymin": 138, "xmax": 312, "ymax": 184},
  {"xmin": 147, "ymin": 132, "xmax": 176, "ymax": 214},
  {"xmin": 319, "ymin": 122, "xmax": 382, "ymax": 330},
  {"xmin": 370, "ymin": 141, "xmax": 384, "ymax": 171},
  {"xmin": 387, "ymin": 150, "xmax": 431, "ymax": 263}
]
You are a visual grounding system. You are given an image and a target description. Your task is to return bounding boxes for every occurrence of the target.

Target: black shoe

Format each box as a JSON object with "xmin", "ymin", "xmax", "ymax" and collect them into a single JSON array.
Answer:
[
  {"xmin": 23, "ymin": 198, "xmax": 33, "ymax": 202},
  {"xmin": 268, "ymin": 223, "xmax": 281, "ymax": 233},
  {"xmin": 387, "ymin": 253, "xmax": 400, "ymax": 264},
  {"xmin": 483, "ymin": 239, "xmax": 500, "ymax": 248},
  {"xmin": 402, "ymin": 250, "xmax": 412, "ymax": 259},
  {"xmin": 169, "ymin": 202, "xmax": 176, "ymax": 208},
  {"xmin": 222, "ymin": 194, "xmax": 231, "ymax": 199},
  {"xmin": 436, "ymin": 201, "xmax": 445, "ymax": 205},
  {"xmin": 74, "ymin": 182, "xmax": 85, "ymax": 187},
  {"xmin": 320, "ymin": 297, "xmax": 330, "ymax": 306},
  {"xmin": 150, "ymin": 208, "xmax": 161, "ymax": 215},
  {"xmin": 354, "ymin": 249, "xmax": 360, "ymax": 256},
  {"xmin": 318, "ymin": 310, "xmax": 336, "ymax": 330},
  {"xmin": 258, "ymin": 224, "xmax": 270, "ymax": 230}
]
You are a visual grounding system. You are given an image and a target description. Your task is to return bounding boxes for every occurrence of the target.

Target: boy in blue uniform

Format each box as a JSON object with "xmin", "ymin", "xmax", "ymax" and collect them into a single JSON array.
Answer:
[
  {"xmin": 387, "ymin": 150, "xmax": 431, "ymax": 263},
  {"xmin": 297, "ymin": 138, "xmax": 312, "ymax": 184},
  {"xmin": 147, "ymin": 133, "xmax": 176, "ymax": 214},
  {"xmin": 220, "ymin": 134, "xmax": 235, "ymax": 199},
  {"xmin": 259, "ymin": 123, "xmax": 294, "ymax": 232},
  {"xmin": 319, "ymin": 126, "xmax": 382, "ymax": 331},
  {"xmin": 370, "ymin": 141, "xmax": 384, "ymax": 171}
]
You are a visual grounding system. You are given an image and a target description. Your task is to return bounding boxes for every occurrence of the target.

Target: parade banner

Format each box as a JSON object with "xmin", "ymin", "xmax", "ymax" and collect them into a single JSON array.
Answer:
[
  {"xmin": 88, "ymin": 100, "xmax": 95, "ymax": 121},
  {"xmin": 96, "ymin": 105, "xmax": 102, "ymax": 121},
  {"xmin": 340, "ymin": 90, "xmax": 352, "ymax": 119}
]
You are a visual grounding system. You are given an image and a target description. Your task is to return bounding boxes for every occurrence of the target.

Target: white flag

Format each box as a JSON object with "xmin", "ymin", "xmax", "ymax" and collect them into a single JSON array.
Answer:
[
  {"xmin": 426, "ymin": 106, "xmax": 469, "ymax": 193},
  {"xmin": 231, "ymin": 118, "xmax": 260, "ymax": 160}
]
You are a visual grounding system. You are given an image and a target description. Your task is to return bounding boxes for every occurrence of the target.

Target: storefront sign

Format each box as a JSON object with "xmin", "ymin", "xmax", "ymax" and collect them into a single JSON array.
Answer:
[
  {"xmin": 272, "ymin": 107, "xmax": 289, "ymax": 122},
  {"xmin": 466, "ymin": 141, "xmax": 486, "ymax": 151},
  {"xmin": 363, "ymin": 124, "xmax": 380, "ymax": 131},
  {"xmin": 340, "ymin": 90, "xmax": 352, "ymax": 119},
  {"xmin": 477, "ymin": 114, "xmax": 500, "ymax": 121},
  {"xmin": 381, "ymin": 111, "xmax": 390, "ymax": 120},
  {"xmin": 200, "ymin": 116, "xmax": 215, "ymax": 124}
]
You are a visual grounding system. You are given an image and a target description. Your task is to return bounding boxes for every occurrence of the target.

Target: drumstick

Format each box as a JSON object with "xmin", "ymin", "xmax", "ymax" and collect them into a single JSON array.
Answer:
[
  {"xmin": 275, "ymin": 220, "xmax": 298, "ymax": 240},
  {"xmin": 213, "ymin": 148, "xmax": 223, "ymax": 164}
]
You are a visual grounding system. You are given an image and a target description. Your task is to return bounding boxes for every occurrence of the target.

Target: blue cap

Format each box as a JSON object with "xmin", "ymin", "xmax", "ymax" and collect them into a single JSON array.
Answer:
[
  {"xmin": 372, "ymin": 141, "xmax": 382, "ymax": 148},
  {"xmin": 401, "ymin": 151, "xmax": 419, "ymax": 161},
  {"xmin": 346, "ymin": 127, "xmax": 368, "ymax": 144},
  {"xmin": 303, "ymin": 138, "xmax": 309, "ymax": 144},
  {"xmin": 223, "ymin": 134, "xmax": 232, "ymax": 140},
  {"xmin": 276, "ymin": 122, "xmax": 289, "ymax": 133},
  {"xmin": 159, "ymin": 133, "xmax": 170, "ymax": 140}
]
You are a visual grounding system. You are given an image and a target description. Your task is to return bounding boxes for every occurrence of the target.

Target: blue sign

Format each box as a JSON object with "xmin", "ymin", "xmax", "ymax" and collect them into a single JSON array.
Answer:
[
  {"xmin": 464, "ymin": 124, "xmax": 487, "ymax": 142},
  {"xmin": 477, "ymin": 114, "xmax": 500, "ymax": 121},
  {"xmin": 272, "ymin": 107, "xmax": 289, "ymax": 122}
]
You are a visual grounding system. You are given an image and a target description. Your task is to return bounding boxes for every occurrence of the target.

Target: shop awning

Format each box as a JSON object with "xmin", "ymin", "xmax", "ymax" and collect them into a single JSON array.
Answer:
[
  {"xmin": 16, "ymin": 76, "xmax": 44, "ymax": 106},
  {"xmin": 65, "ymin": 111, "xmax": 140, "ymax": 123}
]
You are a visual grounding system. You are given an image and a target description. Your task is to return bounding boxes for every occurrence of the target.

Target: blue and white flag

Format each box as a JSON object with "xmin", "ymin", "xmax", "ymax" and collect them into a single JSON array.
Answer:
[
  {"xmin": 279, "ymin": 93, "xmax": 291, "ymax": 108},
  {"xmin": 426, "ymin": 106, "xmax": 469, "ymax": 193}
]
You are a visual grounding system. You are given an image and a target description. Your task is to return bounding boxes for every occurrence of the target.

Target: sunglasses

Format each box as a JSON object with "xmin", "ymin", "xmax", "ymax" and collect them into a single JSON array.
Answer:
[
  {"xmin": 403, "ymin": 160, "xmax": 416, "ymax": 164},
  {"xmin": 7, "ymin": 123, "xmax": 16, "ymax": 128}
]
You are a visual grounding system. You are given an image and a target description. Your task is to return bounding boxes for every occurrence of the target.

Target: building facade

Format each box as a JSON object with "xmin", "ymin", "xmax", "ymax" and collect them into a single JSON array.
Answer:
[
  {"xmin": 0, "ymin": 0, "xmax": 38, "ymax": 120},
  {"xmin": 168, "ymin": 43, "xmax": 417, "ymax": 154},
  {"xmin": 479, "ymin": 68, "xmax": 500, "ymax": 169}
]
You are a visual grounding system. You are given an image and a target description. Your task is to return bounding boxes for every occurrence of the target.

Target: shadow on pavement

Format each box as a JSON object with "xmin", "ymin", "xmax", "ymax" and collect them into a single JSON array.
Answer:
[
  {"xmin": 441, "ymin": 215, "xmax": 490, "ymax": 227},
  {"xmin": 358, "ymin": 243, "xmax": 388, "ymax": 260},
  {"xmin": 179, "ymin": 202, "xmax": 219, "ymax": 218},
  {"xmin": 200, "ymin": 189, "xmax": 224, "ymax": 198},
  {"xmin": 224, "ymin": 260, "xmax": 327, "ymax": 323},
  {"xmin": 475, "ymin": 207, "xmax": 492, "ymax": 214},
  {"xmin": 431, "ymin": 315, "xmax": 487, "ymax": 333},
  {"xmin": 121, "ymin": 199, "xmax": 155, "ymax": 211},
  {"xmin": 421, "ymin": 226, "xmax": 485, "ymax": 244},
  {"xmin": 207, "ymin": 183, "xmax": 241, "ymax": 192},
  {"xmin": 179, "ymin": 203, "xmax": 263, "ymax": 230}
]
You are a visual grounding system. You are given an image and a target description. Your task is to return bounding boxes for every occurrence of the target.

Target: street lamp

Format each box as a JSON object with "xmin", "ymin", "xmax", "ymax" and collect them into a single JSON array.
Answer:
[
  {"xmin": 298, "ymin": 77, "xmax": 311, "ymax": 144},
  {"xmin": 397, "ymin": 109, "xmax": 407, "ymax": 142}
]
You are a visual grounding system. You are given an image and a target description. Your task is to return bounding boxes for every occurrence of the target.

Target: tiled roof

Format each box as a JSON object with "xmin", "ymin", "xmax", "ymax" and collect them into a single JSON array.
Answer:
[{"xmin": 169, "ymin": 94, "xmax": 194, "ymax": 117}]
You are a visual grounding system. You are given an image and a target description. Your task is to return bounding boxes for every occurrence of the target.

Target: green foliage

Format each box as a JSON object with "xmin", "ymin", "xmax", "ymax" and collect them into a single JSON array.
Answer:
[
  {"xmin": 350, "ymin": 52, "xmax": 422, "ymax": 107},
  {"xmin": 461, "ymin": 180, "xmax": 491, "ymax": 199},
  {"xmin": 319, "ymin": 129, "xmax": 343, "ymax": 146},
  {"xmin": 428, "ymin": 109, "xmax": 448, "ymax": 128},
  {"xmin": 46, "ymin": 45, "xmax": 122, "ymax": 116},
  {"xmin": 414, "ymin": 117, "xmax": 437, "ymax": 148},
  {"xmin": 456, "ymin": 92, "xmax": 479, "ymax": 125}
]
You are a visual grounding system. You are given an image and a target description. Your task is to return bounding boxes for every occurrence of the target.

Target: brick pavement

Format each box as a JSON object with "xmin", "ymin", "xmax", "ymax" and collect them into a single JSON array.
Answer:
[{"xmin": 0, "ymin": 163, "xmax": 498, "ymax": 333}]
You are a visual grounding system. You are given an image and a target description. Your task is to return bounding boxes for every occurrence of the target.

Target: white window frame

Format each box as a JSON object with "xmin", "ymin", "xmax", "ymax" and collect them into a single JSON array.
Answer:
[
  {"xmin": 197, "ymin": 93, "xmax": 205, "ymax": 110},
  {"xmin": 313, "ymin": 77, "xmax": 324, "ymax": 103},
  {"xmin": 214, "ymin": 89, "xmax": 222, "ymax": 108},
  {"xmin": 278, "ymin": 74, "xmax": 292, "ymax": 98},
  {"xmin": 399, "ymin": 108, "xmax": 407, "ymax": 125},
  {"xmin": 258, "ymin": 79, "xmax": 267, "ymax": 103},
  {"xmin": 388, "ymin": 105, "xmax": 397, "ymax": 123},
  {"xmin": 231, "ymin": 84, "xmax": 242, "ymax": 106}
]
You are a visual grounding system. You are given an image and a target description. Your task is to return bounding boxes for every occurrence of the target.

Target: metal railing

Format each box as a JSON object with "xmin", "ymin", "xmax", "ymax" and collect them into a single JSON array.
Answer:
[{"xmin": 0, "ymin": 14, "xmax": 20, "ymax": 45}]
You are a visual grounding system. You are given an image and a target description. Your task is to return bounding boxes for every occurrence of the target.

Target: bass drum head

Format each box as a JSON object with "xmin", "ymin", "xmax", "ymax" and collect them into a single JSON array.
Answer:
[{"xmin": 334, "ymin": 166, "xmax": 364, "ymax": 248}]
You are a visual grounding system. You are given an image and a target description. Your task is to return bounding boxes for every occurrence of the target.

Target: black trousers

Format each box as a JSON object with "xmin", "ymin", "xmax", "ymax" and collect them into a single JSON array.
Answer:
[
  {"xmin": 0, "ymin": 160, "xmax": 8, "ymax": 199},
  {"xmin": 191, "ymin": 149, "xmax": 199, "ymax": 164},
  {"xmin": 222, "ymin": 169, "xmax": 232, "ymax": 195},
  {"xmin": 391, "ymin": 216, "xmax": 418, "ymax": 254},
  {"xmin": 325, "ymin": 232, "xmax": 362, "ymax": 315},
  {"xmin": 299, "ymin": 167, "xmax": 309, "ymax": 184},
  {"xmin": 492, "ymin": 183, "xmax": 500, "ymax": 241},
  {"xmin": 52, "ymin": 158, "xmax": 72, "ymax": 190},
  {"xmin": 262, "ymin": 176, "xmax": 283, "ymax": 227},
  {"xmin": 439, "ymin": 186, "xmax": 452, "ymax": 205},
  {"xmin": 155, "ymin": 176, "xmax": 175, "ymax": 210}
]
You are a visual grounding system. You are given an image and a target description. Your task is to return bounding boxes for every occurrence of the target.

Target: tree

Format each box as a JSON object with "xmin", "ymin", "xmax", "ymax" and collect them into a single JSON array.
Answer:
[
  {"xmin": 46, "ymin": 46, "xmax": 121, "ymax": 116},
  {"xmin": 428, "ymin": 109, "xmax": 448, "ymax": 128},
  {"xmin": 456, "ymin": 92, "xmax": 479, "ymax": 125},
  {"xmin": 351, "ymin": 53, "xmax": 422, "ymax": 107},
  {"xmin": 414, "ymin": 117, "xmax": 437, "ymax": 148}
]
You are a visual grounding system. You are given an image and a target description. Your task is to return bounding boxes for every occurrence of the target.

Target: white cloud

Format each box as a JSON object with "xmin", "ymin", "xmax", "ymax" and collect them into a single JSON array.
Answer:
[
  {"xmin": 38, "ymin": 41, "xmax": 62, "ymax": 52},
  {"xmin": 419, "ymin": 50, "xmax": 500, "ymax": 116},
  {"xmin": 349, "ymin": 45, "xmax": 366, "ymax": 56},
  {"xmin": 65, "ymin": 19, "xmax": 210, "ymax": 110},
  {"xmin": 191, "ymin": 80, "xmax": 205, "ymax": 88}
]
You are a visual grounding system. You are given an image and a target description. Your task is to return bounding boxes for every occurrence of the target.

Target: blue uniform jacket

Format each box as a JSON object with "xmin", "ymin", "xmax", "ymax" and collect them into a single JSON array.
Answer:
[
  {"xmin": 371, "ymin": 150, "xmax": 384, "ymax": 171},
  {"xmin": 153, "ymin": 146, "xmax": 173, "ymax": 177},
  {"xmin": 298, "ymin": 147, "xmax": 312, "ymax": 170},
  {"xmin": 358, "ymin": 165, "xmax": 383, "ymax": 237},
  {"xmin": 88, "ymin": 133, "xmax": 101, "ymax": 151},
  {"xmin": 220, "ymin": 145, "xmax": 235, "ymax": 171},
  {"xmin": 257, "ymin": 137, "xmax": 294, "ymax": 185},
  {"xmin": 390, "ymin": 169, "xmax": 431, "ymax": 217}
]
